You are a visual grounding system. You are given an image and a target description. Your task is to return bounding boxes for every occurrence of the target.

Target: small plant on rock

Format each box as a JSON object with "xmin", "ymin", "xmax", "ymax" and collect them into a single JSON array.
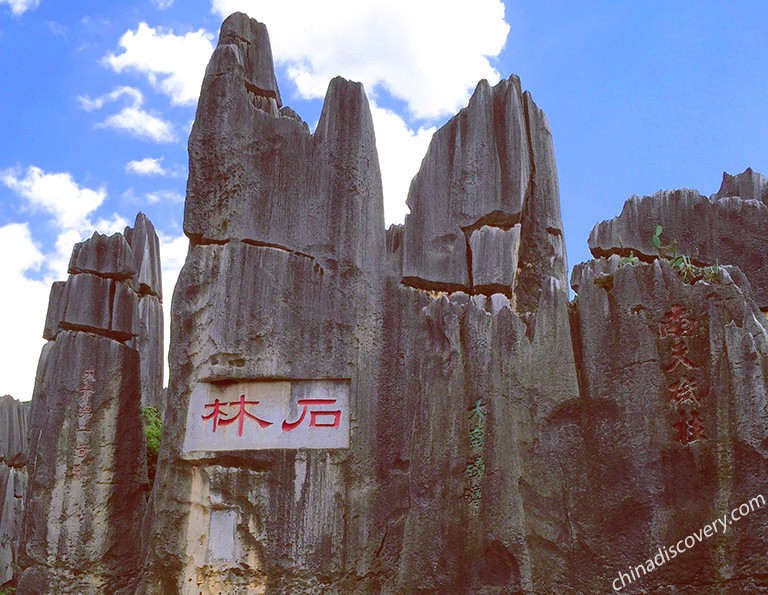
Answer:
[
  {"xmin": 141, "ymin": 406, "xmax": 163, "ymax": 488},
  {"xmin": 619, "ymin": 250, "xmax": 640, "ymax": 267}
]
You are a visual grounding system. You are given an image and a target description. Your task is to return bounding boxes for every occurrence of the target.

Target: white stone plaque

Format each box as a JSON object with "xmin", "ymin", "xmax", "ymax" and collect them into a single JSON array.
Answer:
[{"xmin": 182, "ymin": 379, "xmax": 350, "ymax": 455}]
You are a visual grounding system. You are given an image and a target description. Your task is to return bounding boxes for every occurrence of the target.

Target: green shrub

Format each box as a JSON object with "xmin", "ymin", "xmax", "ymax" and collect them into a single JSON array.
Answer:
[{"xmin": 141, "ymin": 406, "xmax": 163, "ymax": 487}]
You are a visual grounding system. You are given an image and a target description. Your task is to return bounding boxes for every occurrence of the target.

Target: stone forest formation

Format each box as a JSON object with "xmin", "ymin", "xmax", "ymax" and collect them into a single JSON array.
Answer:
[{"xmin": 2, "ymin": 11, "xmax": 767, "ymax": 595}]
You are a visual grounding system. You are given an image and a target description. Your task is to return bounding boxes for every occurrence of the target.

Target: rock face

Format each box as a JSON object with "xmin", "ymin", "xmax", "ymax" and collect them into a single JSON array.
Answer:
[
  {"xmin": 17, "ymin": 217, "xmax": 161, "ymax": 593},
  {"xmin": 566, "ymin": 256, "xmax": 768, "ymax": 592},
  {"xmin": 136, "ymin": 11, "xmax": 767, "ymax": 595},
  {"xmin": 589, "ymin": 168, "xmax": 768, "ymax": 308},
  {"xmin": 0, "ymin": 395, "xmax": 29, "ymax": 586},
  {"xmin": 141, "ymin": 13, "xmax": 578, "ymax": 595},
  {"xmin": 141, "ymin": 12, "xmax": 385, "ymax": 594},
  {"xmin": 401, "ymin": 75, "xmax": 568, "ymax": 313}
]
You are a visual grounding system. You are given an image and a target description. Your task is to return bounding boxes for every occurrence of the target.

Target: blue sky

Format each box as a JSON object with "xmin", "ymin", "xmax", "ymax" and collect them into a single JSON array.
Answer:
[{"xmin": 1, "ymin": 0, "xmax": 766, "ymax": 400}]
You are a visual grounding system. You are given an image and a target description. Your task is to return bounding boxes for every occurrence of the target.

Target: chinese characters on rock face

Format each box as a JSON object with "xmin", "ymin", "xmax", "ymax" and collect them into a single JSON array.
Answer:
[
  {"xmin": 659, "ymin": 305, "xmax": 706, "ymax": 445},
  {"xmin": 74, "ymin": 368, "xmax": 96, "ymax": 478},
  {"xmin": 202, "ymin": 395, "xmax": 342, "ymax": 437}
]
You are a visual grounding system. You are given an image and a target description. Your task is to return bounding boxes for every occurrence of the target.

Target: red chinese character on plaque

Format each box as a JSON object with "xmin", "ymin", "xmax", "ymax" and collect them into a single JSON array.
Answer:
[
  {"xmin": 664, "ymin": 341, "xmax": 697, "ymax": 373},
  {"xmin": 202, "ymin": 398, "xmax": 229, "ymax": 432},
  {"xmin": 282, "ymin": 399, "xmax": 341, "ymax": 432},
  {"xmin": 668, "ymin": 376, "xmax": 699, "ymax": 404},
  {"xmin": 659, "ymin": 305, "xmax": 698, "ymax": 338},
  {"xmin": 217, "ymin": 395, "xmax": 273, "ymax": 437}
]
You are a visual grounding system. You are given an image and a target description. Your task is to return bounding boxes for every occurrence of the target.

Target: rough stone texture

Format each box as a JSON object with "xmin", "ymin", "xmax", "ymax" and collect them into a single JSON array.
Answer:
[
  {"xmin": 401, "ymin": 75, "xmax": 567, "ymax": 314},
  {"xmin": 141, "ymin": 12, "xmax": 385, "ymax": 594},
  {"xmin": 69, "ymin": 232, "xmax": 136, "ymax": 280},
  {"xmin": 564, "ymin": 256, "xmax": 768, "ymax": 593},
  {"xmin": 469, "ymin": 224, "xmax": 520, "ymax": 297},
  {"xmin": 18, "ymin": 214, "xmax": 164, "ymax": 592},
  {"xmin": 588, "ymin": 170, "xmax": 768, "ymax": 309},
  {"xmin": 135, "ymin": 295, "xmax": 164, "ymax": 410},
  {"xmin": 712, "ymin": 166, "xmax": 768, "ymax": 204},
  {"xmin": 0, "ymin": 396, "xmax": 29, "ymax": 586},
  {"xmin": 18, "ymin": 331, "xmax": 147, "ymax": 594},
  {"xmin": 125, "ymin": 213, "xmax": 163, "ymax": 300},
  {"xmin": 42, "ymin": 281, "xmax": 66, "ymax": 341},
  {"xmin": 135, "ymin": 11, "xmax": 768, "ymax": 595}
]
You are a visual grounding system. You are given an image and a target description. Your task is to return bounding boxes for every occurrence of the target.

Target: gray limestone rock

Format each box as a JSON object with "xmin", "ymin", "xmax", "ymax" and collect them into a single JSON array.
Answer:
[
  {"xmin": 0, "ymin": 396, "xmax": 28, "ymax": 586},
  {"xmin": 0, "ymin": 395, "xmax": 28, "ymax": 463},
  {"xmin": 136, "ymin": 296, "xmax": 164, "ymax": 410},
  {"xmin": 712, "ymin": 166, "xmax": 768, "ymax": 204},
  {"xmin": 125, "ymin": 212, "xmax": 162, "ymax": 300},
  {"xmin": 18, "ymin": 331, "xmax": 147, "ymax": 594},
  {"xmin": 42, "ymin": 281, "xmax": 66, "ymax": 341},
  {"xmin": 141, "ymin": 13, "xmax": 385, "ymax": 594},
  {"xmin": 588, "ymin": 175, "xmax": 768, "ymax": 308},
  {"xmin": 400, "ymin": 76, "xmax": 567, "ymax": 311},
  {"xmin": 564, "ymin": 257, "xmax": 768, "ymax": 592},
  {"xmin": 470, "ymin": 224, "xmax": 520, "ymax": 297},
  {"xmin": 59, "ymin": 274, "xmax": 138, "ymax": 341},
  {"xmin": 68, "ymin": 232, "xmax": 136, "ymax": 280}
]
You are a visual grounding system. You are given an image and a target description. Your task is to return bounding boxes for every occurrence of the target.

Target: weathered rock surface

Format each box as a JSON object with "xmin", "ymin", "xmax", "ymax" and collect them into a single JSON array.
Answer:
[
  {"xmin": 564, "ymin": 256, "xmax": 768, "ymax": 592},
  {"xmin": 69, "ymin": 232, "xmax": 136, "ymax": 280},
  {"xmin": 589, "ymin": 168, "xmax": 768, "ymax": 308},
  {"xmin": 712, "ymin": 166, "xmax": 768, "ymax": 204},
  {"xmin": 401, "ymin": 75, "xmax": 567, "ymax": 313},
  {"xmin": 18, "ymin": 332, "xmax": 147, "ymax": 594},
  {"xmin": 141, "ymin": 12, "xmax": 384, "ymax": 594},
  {"xmin": 133, "ymin": 11, "xmax": 767, "ymax": 595},
  {"xmin": 0, "ymin": 396, "xmax": 29, "ymax": 587},
  {"xmin": 18, "ymin": 214, "xmax": 164, "ymax": 592},
  {"xmin": 124, "ymin": 213, "xmax": 162, "ymax": 300}
]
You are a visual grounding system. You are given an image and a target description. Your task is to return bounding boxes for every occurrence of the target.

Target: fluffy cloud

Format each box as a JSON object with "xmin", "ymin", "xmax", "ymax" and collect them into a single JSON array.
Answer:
[
  {"xmin": 126, "ymin": 157, "xmax": 166, "ymax": 176},
  {"xmin": 211, "ymin": 0, "xmax": 509, "ymax": 120},
  {"xmin": 146, "ymin": 189, "xmax": 184, "ymax": 204},
  {"xmin": 104, "ymin": 23, "xmax": 215, "ymax": 106},
  {"xmin": 0, "ymin": 223, "xmax": 50, "ymax": 401},
  {"xmin": 0, "ymin": 0, "xmax": 38, "ymax": 16},
  {"xmin": 370, "ymin": 104, "xmax": 435, "ymax": 224},
  {"xmin": 153, "ymin": 0, "xmax": 174, "ymax": 8},
  {"xmin": 1, "ymin": 166, "xmax": 107, "ymax": 229},
  {"xmin": 158, "ymin": 233, "xmax": 189, "ymax": 382},
  {"xmin": 79, "ymin": 86, "xmax": 176, "ymax": 143}
]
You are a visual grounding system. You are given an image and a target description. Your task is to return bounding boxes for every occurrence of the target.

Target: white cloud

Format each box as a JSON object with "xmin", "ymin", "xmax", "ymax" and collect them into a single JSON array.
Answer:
[
  {"xmin": 79, "ymin": 87, "xmax": 176, "ymax": 143},
  {"xmin": 126, "ymin": 156, "xmax": 167, "ymax": 176},
  {"xmin": 146, "ymin": 189, "xmax": 184, "ymax": 204},
  {"xmin": 104, "ymin": 23, "xmax": 215, "ymax": 106},
  {"xmin": 153, "ymin": 0, "xmax": 174, "ymax": 8},
  {"xmin": 211, "ymin": 0, "xmax": 509, "ymax": 120},
  {"xmin": 370, "ymin": 103, "xmax": 434, "ymax": 224},
  {"xmin": 0, "ymin": 223, "xmax": 50, "ymax": 401},
  {"xmin": 1, "ymin": 166, "xmax": 106, "ymax": 229},
  {"xmin": 0, "ymin": 0, "xmax": 38, "ymax": 16},
  {"xmin": 159, "ymin": 233, "xmax": 189, "ymax": 384}
]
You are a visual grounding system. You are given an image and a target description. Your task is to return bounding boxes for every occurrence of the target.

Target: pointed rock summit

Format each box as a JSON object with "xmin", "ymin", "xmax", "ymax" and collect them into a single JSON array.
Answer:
[
  {"xmin": 589, "ymin": 169, "xmax": 768, "ymax": 308},
  {"xmin": 18, "ymin": 213, "xmax": 164, "ymax": 593}
]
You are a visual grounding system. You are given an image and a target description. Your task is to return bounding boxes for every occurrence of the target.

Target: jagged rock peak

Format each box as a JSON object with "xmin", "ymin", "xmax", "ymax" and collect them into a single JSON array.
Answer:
[
  {"xmin": 124, "ymin": 212, "xmax": 162, "ymax": 300},
  {"xmin": 0, "ymin": 395, "xmax": 28, "ymax": 463},
  {"xmin": 588, "ymin": 173, "xmax": 768, "ymax": 309},
  {"xmin": 185, "ymin": 16, "xmax": 384, "ymax": 269},
  {"xmin": 68, "ymin": 231, "xmax": 136, "ymax": 280},
  {"xmin": 712, "ymin": 166, "xmax": 768, "ymax": 204},
  {"xmin": 208, "ymin": 12, "xmax": 282, "ymax": 113},
  {"xmin": 401, "ymin": 74, "xmax": 567, "ymax": 312}
]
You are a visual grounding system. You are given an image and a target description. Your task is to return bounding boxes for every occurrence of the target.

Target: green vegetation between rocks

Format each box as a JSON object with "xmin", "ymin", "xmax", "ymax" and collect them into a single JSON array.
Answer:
[{"xmin": 140, "ymin": 406, "xmax": 163, "ymax": 487}]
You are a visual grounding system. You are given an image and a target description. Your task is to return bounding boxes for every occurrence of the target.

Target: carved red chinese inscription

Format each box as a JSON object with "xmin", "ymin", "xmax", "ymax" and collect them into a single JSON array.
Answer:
[
  {"xmin": 74, "ymin": 368, "xmax": 96, "ymax": 477},
  {"xmin": 282, "ymin": 399, "xmax": 341, "ymax": 432},
  {"xmin": 659, "ymin": 305, "xmax": 705, "ymax": 445},
  {"xmin": 201, "ymin": 395, "xmax": 342, "ymax": 436}
]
